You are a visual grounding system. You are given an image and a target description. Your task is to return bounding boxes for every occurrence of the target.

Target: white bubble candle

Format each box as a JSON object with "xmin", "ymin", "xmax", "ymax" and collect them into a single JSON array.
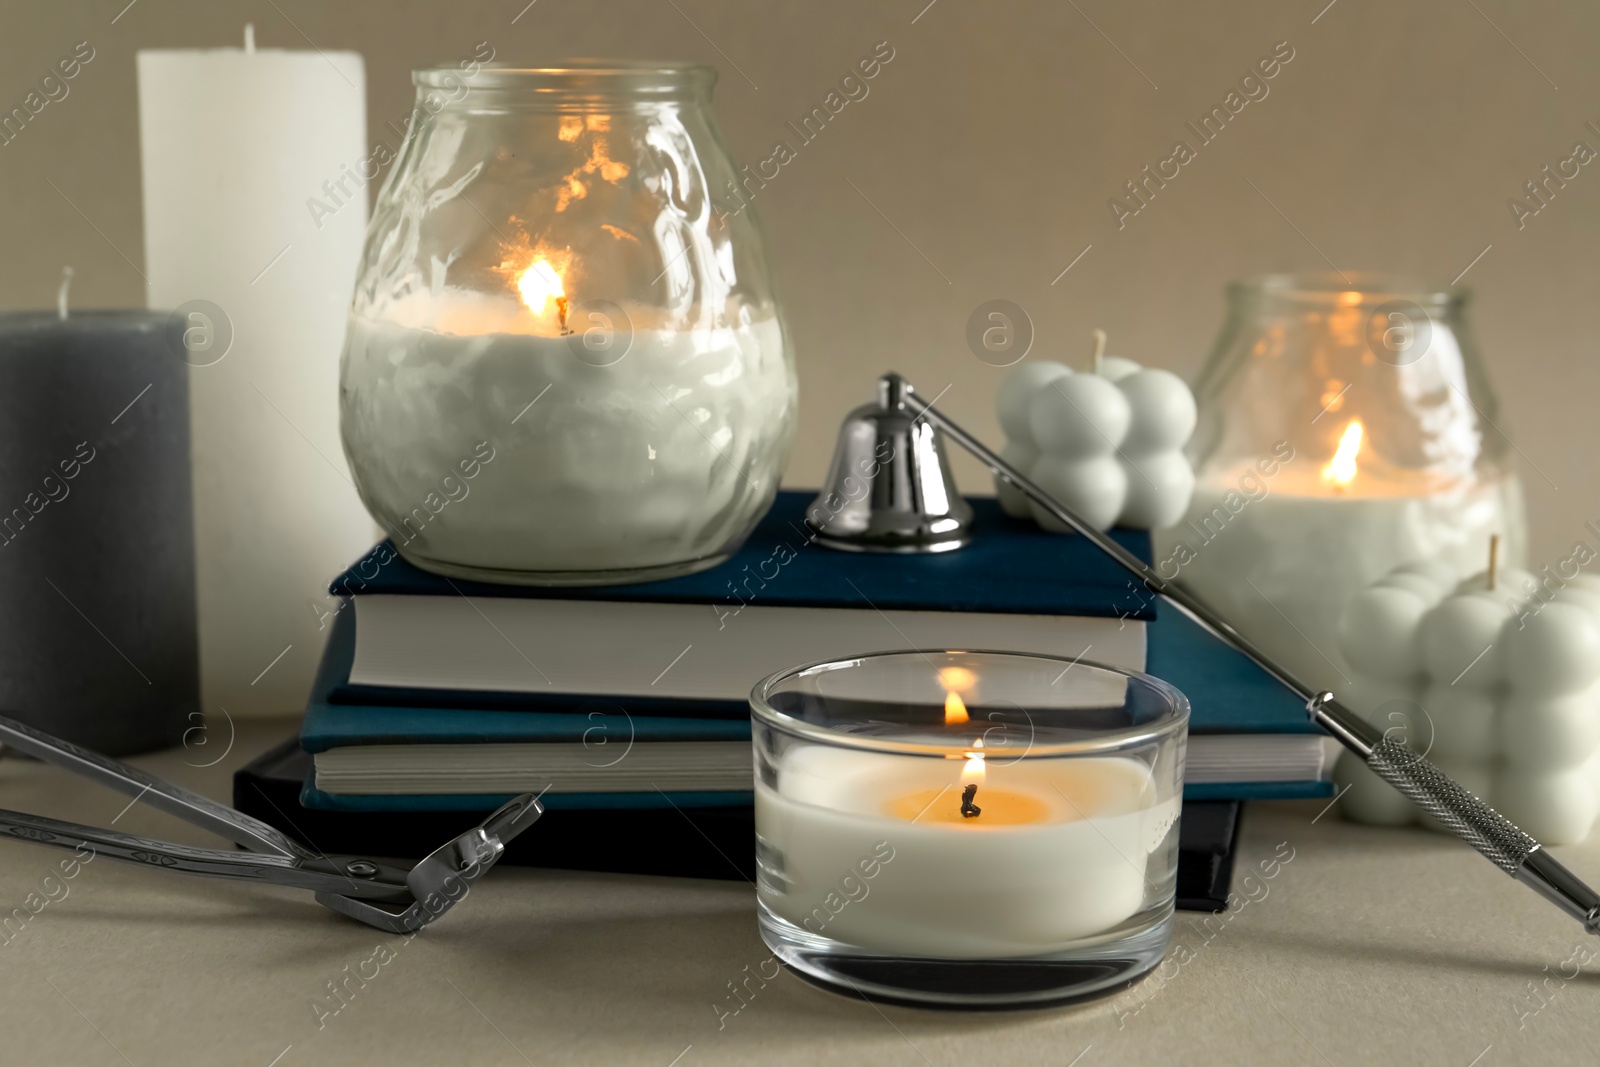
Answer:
[
  {"xmin": 995, "ymin": 330, "xmax": 1197, "ymax": 531},
  {"xmin": 1337, "ymin": 537, "xmax": 1600, "ymax": 843}
]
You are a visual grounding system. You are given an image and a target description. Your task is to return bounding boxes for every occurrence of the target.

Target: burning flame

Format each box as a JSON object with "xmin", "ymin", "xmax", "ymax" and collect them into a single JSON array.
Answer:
[
  {"xmin": 944, "ymin": 690, "xmax": 970, "ymax": 726},
  {"xmin": 517, "ymin": 259, "xmax": 567, "ymax": 321},
  {"xmin": 1321, "ymin": 419, "xmax": 1363, "ymax": 487},
  {"xmin": 962, "ymin": 738, "xmax": 986, "ymax": 784},
  {"xmin": 496, "ymin": 244, "xmax": 573, "ymax": 333}
]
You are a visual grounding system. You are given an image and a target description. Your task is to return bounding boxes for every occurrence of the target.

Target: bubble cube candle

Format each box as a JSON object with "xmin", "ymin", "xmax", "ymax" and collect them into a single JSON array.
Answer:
[
  {"xmin": 994, "ymin": 331, "xmax": 1196, "ymax": 532},
  {"xmin": 1335, "ymin": 539, "xmax": 1600, "ymax": 843}
]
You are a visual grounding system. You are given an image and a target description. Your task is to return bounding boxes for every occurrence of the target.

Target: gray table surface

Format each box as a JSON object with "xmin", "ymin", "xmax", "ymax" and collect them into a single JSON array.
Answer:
[{"xmin": 2, "ymin": 717, "xmax": 1597, "ymax": 1066}]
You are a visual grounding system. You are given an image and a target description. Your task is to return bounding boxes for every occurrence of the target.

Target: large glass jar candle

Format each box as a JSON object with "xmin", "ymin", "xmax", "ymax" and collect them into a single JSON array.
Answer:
[
  {"xmin": 1154, "ymin": 274, "xmax": 1526, "ymax": 699},
  {"xmin": 341, "ymin": 62, "xmax": 797, "ymax": 585}
]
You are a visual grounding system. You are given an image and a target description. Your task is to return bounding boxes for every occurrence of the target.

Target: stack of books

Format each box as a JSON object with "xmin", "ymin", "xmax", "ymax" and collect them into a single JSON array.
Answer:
[{"xmin": 235, "ymin": 492, "xmax": 1329, "ymax": 903}]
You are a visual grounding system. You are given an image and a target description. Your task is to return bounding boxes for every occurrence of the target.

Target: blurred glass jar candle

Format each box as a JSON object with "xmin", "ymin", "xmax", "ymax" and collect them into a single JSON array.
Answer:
[
  {"xmin": 751, "ymin": 651, "xmax": 1187, "ymax": 1009},
  {"xmin": 340, "ymin": 62, "xmax": 797, "ymax": 586},
  {"xmin": 1154, "ymin": 274, "xmax": 1526, "ymax": 694}
]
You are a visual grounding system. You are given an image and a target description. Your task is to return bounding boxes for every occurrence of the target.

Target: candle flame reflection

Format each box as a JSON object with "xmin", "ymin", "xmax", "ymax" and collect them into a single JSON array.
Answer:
[
  {"xmin": 1321, "ymin": 419, "xmax": 1363, "ymax": 488},
  {"xmin": 943, "ymin": 689, "xmax": 970, "ymax": 726},
  {"xmin": 553, "ymin": 117, "xmax": 630, "ymax": 212},
  {"xmin": 938, "ymin": 666, "xmax": 976, "ymax": 692},
  {"xmin": 941, "ymin": 665, "xmax": 975, "ymax": 727}
]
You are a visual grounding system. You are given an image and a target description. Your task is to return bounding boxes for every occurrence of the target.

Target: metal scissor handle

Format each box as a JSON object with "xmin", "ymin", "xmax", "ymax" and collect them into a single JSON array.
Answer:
[{"xmin": 0, "ymin": 713, "xmax": 541, "ymax": 932}]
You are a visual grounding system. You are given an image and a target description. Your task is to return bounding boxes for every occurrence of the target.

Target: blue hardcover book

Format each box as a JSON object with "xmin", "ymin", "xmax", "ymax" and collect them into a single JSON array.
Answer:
[
  {"xmin": 300, "ymin": 612, "xmax": 754, "ymax": 812},
  {"xmin": 324, "ymin": 494, "xmax": 1154, "ymax": 713}
]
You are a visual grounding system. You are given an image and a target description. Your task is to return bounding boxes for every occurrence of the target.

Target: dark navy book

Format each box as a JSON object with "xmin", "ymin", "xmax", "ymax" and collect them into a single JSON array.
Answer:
[{"xmin": 330, "ymin": 491, "xmax": 1158, "ymax": 619}]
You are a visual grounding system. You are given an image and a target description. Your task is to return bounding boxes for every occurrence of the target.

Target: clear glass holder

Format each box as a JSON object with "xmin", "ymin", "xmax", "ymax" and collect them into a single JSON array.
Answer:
[
  {"xmin": 340, "ymin": 62, "xmax": 797, "ymax": 587},
  {"xmin": 750, "ymin": 650, "xmax": 1189, "ymax": 1009},
  {"xmin": 757, "ymin": 899, "xmax": 1175, "ymax": 1010}
]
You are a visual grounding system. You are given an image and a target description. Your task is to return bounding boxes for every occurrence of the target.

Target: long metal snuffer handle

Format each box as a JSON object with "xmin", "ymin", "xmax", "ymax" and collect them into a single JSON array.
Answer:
[
  {"xmin": 0, "ymin": 711, "xmax": 309, "ymax": 859},
  {"xmin": 0, "ymin": 712, "xmax": 543, "ymax": 931},
  {"xmin": 0, "ymin": 804, "xmax": 417, "ymax": 900},
  {"xmin": 889, "ymin": 372, "xmax": 1600, "ymax": 936}
]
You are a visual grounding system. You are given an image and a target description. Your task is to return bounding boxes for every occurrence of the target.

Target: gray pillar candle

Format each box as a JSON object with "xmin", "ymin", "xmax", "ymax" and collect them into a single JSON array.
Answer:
[{"xmin": 0, "ymin": 309, "xmax": 197, "ymax": 755}]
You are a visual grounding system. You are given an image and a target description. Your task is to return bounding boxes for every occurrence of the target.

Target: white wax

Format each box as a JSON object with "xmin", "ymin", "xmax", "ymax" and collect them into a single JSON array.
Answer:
[
  {"xmin": 1154, "ymin": 468, "xmax": 1522, "ymax": 694},
  {"xmin": 1338, "ymin": 560, "xmax": 1600, "ymax": 841},
  {"xmin": 139, "ymin": 45, "xmax": 374, "ymax": 715},
  {"xmin": 340, "ymin": 293, "xmax": 793, "ymax": 574},
  {"xmin": 996, "ymin": 357, "xmax": 1195, "ymax": 532},
  {"xmin": 757, "ymin": 746, "xmax": 1173, "ymax": 958}
]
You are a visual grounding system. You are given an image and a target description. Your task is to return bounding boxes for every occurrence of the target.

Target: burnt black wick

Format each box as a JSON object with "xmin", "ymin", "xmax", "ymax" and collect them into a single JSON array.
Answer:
[{"xmin": 960, "ymin": 783, "xmax": 981, "ymax": 819}]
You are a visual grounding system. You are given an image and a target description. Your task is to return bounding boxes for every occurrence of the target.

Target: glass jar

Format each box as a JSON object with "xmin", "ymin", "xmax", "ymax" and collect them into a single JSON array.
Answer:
[
  {"xmin": 751, "ymin": 650, "xmax": 1187, "ymax": 1008},
  {"xmin": 341, "ymin": 62, "xmax": 797, "ymax": 585},
  {"xmin": 1153, "ymin": 273, "xmax": 1526, "ymax": 696}
]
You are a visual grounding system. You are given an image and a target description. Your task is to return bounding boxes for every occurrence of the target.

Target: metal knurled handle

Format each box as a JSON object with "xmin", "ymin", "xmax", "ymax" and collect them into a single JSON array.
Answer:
[{"xmin": 1368, "ymin": 737, "xmax": 1538, "ymax": 874}]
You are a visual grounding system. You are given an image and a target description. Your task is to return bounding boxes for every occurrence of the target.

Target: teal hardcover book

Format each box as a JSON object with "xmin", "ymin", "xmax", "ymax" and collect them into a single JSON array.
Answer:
[
  {"xmin": 298, "ymin": 594, "xmax": 1331, "ymax": 810},
  {"xmin": 300, "ymin": 612, "xmax": 756, "ymax": 810},
  {"xmin": 306, "ymin": 564, "xmax": 1320, "ymax": 740}
]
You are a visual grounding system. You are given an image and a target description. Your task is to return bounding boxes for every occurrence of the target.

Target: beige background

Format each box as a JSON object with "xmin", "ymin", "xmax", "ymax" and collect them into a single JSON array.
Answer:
[{"xmin": 1, "ymin": 2, "xmax": 1597, "ymax": 572}]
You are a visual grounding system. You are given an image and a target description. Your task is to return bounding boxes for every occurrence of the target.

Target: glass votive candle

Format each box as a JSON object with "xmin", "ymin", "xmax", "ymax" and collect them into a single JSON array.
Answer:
[{"xmin": 751, "ymin": 650, "xmax": 1188, "ymax": 1009}]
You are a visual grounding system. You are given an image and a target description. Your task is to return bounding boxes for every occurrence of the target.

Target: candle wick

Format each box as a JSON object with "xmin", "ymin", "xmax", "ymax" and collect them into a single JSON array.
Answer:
[
  {"xmin": 56, "ymin": 266, "xmax": 74, "ymax": 321},
  {"xmin": 1090, "ymin": 328, "xmax": 1107, "ymax": 375},
  {"xmin": 1488, "ymin": 533, "xmax": 1500, "ymax": 591},
  {"xmin": 244, "ymin": 23, "xmax": 256, "ymax": 54},
  {"xmin": 960, "ymin": 783, "xmax": 981, "ymax": 819}
]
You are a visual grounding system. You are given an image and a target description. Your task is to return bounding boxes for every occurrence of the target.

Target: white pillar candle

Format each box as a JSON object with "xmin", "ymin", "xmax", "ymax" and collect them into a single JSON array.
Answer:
[
  {"xmin": 138, "ymin": 32, "xmax": 374, "ymax": 715},
  {"xmin": 756, "ymin": 746, "xmax": 1174, "ymax": 958}
]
